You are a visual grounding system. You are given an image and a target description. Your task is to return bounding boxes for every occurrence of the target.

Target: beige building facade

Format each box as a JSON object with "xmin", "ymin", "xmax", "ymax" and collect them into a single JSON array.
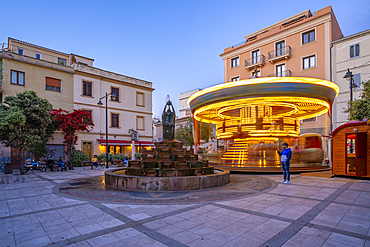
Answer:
[
  {"xmin": 73, "ymin": 64, "xmax": 154, "ymax": 158},
  {"xmin": 331, "ymin": 29, "xmax": 370, "ymax": 129},
  {"xmin": 0, "ymin": 38, "xmax": 154, "ymax": 160},
  {"xmin": 0, "ymin": 38, "xmax": 75, "ymax": 159},
  {"xmin": 220, "ymin": 6, "xmax": 342, "ymax": 135}
]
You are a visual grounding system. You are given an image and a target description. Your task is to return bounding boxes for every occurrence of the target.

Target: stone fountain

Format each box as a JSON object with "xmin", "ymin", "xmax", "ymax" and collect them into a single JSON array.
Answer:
[{"xmin": 105, "ymin": 98, "xmax": 230, "ymax": 191}]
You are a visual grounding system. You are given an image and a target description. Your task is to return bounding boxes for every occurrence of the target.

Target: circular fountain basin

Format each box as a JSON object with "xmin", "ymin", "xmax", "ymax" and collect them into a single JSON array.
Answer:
[{"xmin": 105, "ymin": 168, "xmax": 230, "ymax": 191}]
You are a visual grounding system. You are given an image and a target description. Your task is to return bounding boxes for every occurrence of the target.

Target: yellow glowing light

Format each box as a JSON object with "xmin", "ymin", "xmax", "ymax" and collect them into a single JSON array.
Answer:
[
  {"xmin": 217, "ymin": 102, "xmax": 298, "ymax": 119},
  {"xmin": 235, "ymin": 137, "xmax": 279, "ymax": 142},
  {"xmin": 188, "ymin": 77, "xmax": 339, "ymax": 106},
  {"xmin": 192, "ymin": 96, "xmax": 330, "ymax": 124}
]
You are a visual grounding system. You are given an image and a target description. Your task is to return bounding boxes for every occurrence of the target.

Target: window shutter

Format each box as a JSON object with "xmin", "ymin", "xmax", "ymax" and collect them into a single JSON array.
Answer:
[
  {"xmin": 354, "ymin": 73, "xmax": 361, "ymax": 88},
  {"xmin": 46, "ymin": 77, "xmax": 61, "ymax": 87}
]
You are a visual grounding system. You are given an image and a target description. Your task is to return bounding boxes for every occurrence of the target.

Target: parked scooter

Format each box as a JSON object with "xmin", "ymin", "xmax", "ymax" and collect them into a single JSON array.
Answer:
[
  {"xmin": 65, "ymin": 161, "xmax": 74, "ymax": 170},
  {"xmin": 24, "ymin": 161, "xmax": 46, "ymax": 173}
]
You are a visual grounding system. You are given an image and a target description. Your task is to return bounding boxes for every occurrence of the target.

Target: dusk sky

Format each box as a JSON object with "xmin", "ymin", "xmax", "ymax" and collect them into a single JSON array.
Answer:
[{"xmin": 2, "ymin": 0, "xmax": 369, "ymax": 117}]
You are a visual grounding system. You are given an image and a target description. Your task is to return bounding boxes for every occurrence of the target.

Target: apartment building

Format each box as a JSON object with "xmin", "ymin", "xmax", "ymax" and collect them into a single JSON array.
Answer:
[
  {"xmin": 0, "ymin": 38, "xmax": 75, "ymax": 159},
  {"xmin": 332, "ymin": 29, "xmax": 370, "ymax": 129},
  {"xmin": 220, "ymin": 6, "xmax": 342, "ymax": 136},
  {"xmin": 0, "ymin": 38, "xmax": 154, "ymax": 160},
  {"xmin": 73, "ymin": 63, "xmax": 154, "ymax": 158}
]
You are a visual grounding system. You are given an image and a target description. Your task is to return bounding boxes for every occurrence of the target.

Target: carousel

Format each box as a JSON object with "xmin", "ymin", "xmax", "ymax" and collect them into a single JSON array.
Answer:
[{"xmin": 188, "ymin": 77, "xmax": 339, "ymax": 170}]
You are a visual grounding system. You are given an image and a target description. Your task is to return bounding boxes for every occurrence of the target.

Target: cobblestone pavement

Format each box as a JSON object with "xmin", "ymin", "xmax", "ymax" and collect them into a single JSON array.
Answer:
[{"xmin": 1, "ymin": 168, "xmax": 370, "ymax": 247}]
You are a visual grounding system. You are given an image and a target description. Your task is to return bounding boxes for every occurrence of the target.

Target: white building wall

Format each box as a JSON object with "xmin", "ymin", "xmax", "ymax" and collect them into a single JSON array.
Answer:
[
  {"xmin": 73, "ymin": 65, "xmax": 153, "ymax": 156},
  {"xmin": 178, "ymin": 88, "xmax": 200, "ymax": 118},
  {"xmin": 332, "ymin": 29, "xmax": 370, "ymax": 130}
]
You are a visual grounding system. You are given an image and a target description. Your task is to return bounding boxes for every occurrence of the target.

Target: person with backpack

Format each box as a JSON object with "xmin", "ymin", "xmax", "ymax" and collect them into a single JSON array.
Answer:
[{"xmin": 277, "ymin": 143, "xmax": 292, "ymax": 184}]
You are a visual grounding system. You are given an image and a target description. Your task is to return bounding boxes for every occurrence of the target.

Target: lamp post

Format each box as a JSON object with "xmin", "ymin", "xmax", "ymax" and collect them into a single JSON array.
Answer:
[
  {"xmin": 97, "ymin": 92, "xmax": 117, "ymax": 168},
  {"xmin": 343, "ymin": 68, "xmax": 356, "ymax": 117}
]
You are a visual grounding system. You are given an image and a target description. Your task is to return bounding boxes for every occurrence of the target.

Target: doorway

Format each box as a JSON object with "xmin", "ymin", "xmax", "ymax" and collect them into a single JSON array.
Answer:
[
  {"xmin": 82, "ymin": 142, "xmax": 92, "ymax": 159},
  {"xmin": 346, "ymin": 133, "xmax": 367, "ymax": 176}
]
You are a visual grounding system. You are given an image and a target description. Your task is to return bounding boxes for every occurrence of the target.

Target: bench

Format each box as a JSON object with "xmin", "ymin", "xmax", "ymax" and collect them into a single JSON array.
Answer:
[
  {"xmin": 80, "ymin": 161, "xmax": 93, "ymax": 170},
  {"xmin": 81, "ymin": 160, "xmax": 105, "ymax": 170}
]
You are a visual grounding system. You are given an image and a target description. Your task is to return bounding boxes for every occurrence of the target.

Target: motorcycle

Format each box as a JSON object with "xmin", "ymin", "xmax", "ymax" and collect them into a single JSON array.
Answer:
[
  {"xmin": 65, "ymin": 161, "xmax": 74, "ymax": 170},
  {"xmin": 24, "ymin": 161, "xmax": 46, "ymax": 173}
]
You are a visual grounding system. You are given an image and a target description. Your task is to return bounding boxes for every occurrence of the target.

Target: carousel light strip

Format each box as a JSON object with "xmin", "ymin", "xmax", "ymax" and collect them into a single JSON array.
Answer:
[
  {"xmin": 217, "ymin": 102, "xmax": 299, "ymax": 119},
  {"xmin": 193, "ymin": 97, "xmax": 330, "ymax": 123},
  {"xmin": 188, "ymin": 77, "xmax": 339, "ymax": 106}
]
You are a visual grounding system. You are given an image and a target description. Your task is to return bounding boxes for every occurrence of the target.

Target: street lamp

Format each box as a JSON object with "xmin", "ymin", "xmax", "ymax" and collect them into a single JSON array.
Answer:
[
  {"xmin": 343, "ymin": 68, "xmax": 354, "ymax": 104},
  {"xmin": 343, "ymin": 68, "xmax": 357, "ymax": 118},
  {"xmin": 97, "ymin": 92, "xmax": 117, "ymax": 168}
]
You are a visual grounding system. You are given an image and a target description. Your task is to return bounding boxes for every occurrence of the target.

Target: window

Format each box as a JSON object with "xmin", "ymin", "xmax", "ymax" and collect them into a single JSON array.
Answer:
[
  {"xmin": 302, "ymin": 30, "xmax": 315, "ymax": 44},
  {"xmin": 136, "ymin": 92, "xmax": 145, "ymax": 106},
  {"xmin": 231, "ymin": 57, "xmax": 239, "ymax": 68},
  {"xmin": 252, "ymin": 50, "xmax": 260, "ymax": 64},
  {"xmin": 111, "ymin": 87, "xmax": 119, "ymax": 102},
  {"xmin": 58, "ymin": 57, "xmax": 66, "ymax": 65},
  {"xmin": 17, "ymin": 48, "xmax": 24, "ymax": 55},
  {"xmin": 82, "ymin": 81, "xmax": 92, "ymax": 97},
  {"xmin": 350, "ymin": 44, "xmax": 360, "ymax": 58},
  {"xmin": 111, "ymin": 113, "xmax": 119, "ymax": 128},
  {"xmin": 11, "ymin": 70, "xmax": 25, "ymax": 86},
  {"xmin": 251, "ymin": 71, "xmax": 261, "ymax": 77},
  {"xmin": 83, "ymin": 110, "xmax": 93, "ymax": 125},
  {"xmin": 137, "ymin": 116, "xmax": 145, "ymax": 130},
  {"xmin": 275, "ymin": 41, "xmax": 285, "ymax": 56},
  {"xmin": 303, "ymin": 117, "xmax": 317, "ymax": 122},
  {"xmin": 231, "ymin": 76, "xmax": 239, "ymax": 82},
  {"xmin": 45, "ymin": 77, "xmax": 61, "ymax": 92},
  {"xmin": 35, "ymin": 52, "xmax": 41, "ymax": 59},
  {"xmin": 302, "ymin": 55, "xmax": 316, "ymax": 70},
  {"xmin": 276, "ymin": 64, "xmax": 285, "ymax": 77}
]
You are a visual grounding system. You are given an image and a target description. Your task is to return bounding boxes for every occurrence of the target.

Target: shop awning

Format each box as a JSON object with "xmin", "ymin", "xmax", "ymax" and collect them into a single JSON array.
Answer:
[{"xmin": 97, "ymin": 139, "xmax": 155, "ymax": 147}]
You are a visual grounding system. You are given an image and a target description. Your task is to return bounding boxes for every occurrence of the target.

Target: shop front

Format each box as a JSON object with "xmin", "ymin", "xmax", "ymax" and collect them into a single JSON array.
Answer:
[{"xmin": 97, "ymin": 139, "xmax": 154, "ymax": 157}]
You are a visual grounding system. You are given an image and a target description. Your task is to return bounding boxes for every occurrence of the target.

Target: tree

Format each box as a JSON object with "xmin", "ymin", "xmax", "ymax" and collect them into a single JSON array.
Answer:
[
  {"xmin": 53, "ymin": 109, "xmax": 94, "ymax": 156},
  {"xmin": 344, "ymin": 80, "xmax": 370, "ymax": 122},
  {"xmin": 175, "ymin": 119, "xmax": 194, "ymax": 146},
  {"xmin": 0, "ymin": 91, "xmax": 53, "ymax": 170},
  {"xmin": 175, "ymin": 118, "xmax": 216, "ymax": 146}
]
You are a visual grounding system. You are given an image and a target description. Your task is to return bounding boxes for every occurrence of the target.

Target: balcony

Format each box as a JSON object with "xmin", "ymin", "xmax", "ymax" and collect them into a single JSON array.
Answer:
[
  {"xmin": 268, "ymin": 46, "xmax": 291, "ymax": 64},
  {"xmin": 268, "ymin": 70, "xmax": 292, "ymax": 77},
  {"xmin": 245, "ymin": 55, "xmax": 265, "ymax": 71}
]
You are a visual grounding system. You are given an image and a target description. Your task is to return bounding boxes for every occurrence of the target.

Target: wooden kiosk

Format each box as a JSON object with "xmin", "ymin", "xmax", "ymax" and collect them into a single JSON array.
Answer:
[{"xmin": 332, "ymin": 120, "xmax": 369, "ymax": 177}]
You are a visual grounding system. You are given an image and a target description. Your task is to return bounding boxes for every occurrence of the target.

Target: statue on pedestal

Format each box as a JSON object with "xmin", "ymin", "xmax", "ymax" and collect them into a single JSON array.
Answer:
[{"xmin": 162, "ymin": 97, "xmax": 176, "ymax": 140}]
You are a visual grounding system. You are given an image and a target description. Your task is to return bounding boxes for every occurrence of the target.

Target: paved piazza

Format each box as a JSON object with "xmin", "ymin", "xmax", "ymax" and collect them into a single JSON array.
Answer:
[{"xmin": 1, "ymin": 168, "xmax": 370, "ymax": 247}]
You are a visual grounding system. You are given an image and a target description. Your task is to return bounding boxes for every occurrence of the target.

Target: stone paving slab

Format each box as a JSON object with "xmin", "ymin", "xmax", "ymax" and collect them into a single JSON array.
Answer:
[{"xmin": 1, "ymin": 168, "xmax": 370, "ymax": 247}]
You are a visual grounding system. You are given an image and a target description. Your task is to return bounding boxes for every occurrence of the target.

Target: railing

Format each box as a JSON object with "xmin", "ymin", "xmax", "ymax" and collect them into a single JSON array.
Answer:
[
  {"xmin": 268, "ymin": 46, "xmax": 291, "ymax": 60},
  {"xmin": 245, "ymin": 55, "xmax": 265, "ymax": 67},
  {"xmin": 232, "ymin": 41, "xmax": 246, "ymax": 48},
  {"xmin": 268, "ymin": 70, "xmax": 292, "ymax": 77}
]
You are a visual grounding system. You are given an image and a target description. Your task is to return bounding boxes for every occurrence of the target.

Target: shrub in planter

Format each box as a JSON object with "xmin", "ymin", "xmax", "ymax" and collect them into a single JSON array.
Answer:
[
  {"xmin": 97, "ymin": 153, "xmax": 113, "ymax": 162},
  {"xmin": 113, "ymin": 153, "xmax": 126, "ymax": 160},
  {"xmin": 135, "ymin": 153, "xmax": 142, "ymax": 160},
  {"xmin": 71, "ymin": 150, "xmax": 89, "ymax": 167}
]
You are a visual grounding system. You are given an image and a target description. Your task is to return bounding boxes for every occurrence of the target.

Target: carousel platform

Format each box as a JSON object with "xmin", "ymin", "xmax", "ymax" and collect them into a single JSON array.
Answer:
[{"xmin": 211, "ymin": 162, "xmax": 331, "ymax": 173}]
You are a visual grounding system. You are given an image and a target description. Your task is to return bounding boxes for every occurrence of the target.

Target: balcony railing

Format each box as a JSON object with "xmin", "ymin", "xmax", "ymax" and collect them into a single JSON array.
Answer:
[
  {"xmin": 245, "ymin": 55, "xmax": 265, "ymax": 71},
  {"xmin": 268, "ymin": 70, "xmax": 292, "ymax": 77},
  {"xmin": 268, "ymin": 46, "xmax": 291, "ymax": 64}
]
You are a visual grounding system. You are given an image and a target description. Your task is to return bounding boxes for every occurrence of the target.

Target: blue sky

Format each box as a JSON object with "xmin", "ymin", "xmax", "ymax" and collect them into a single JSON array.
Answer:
[{"xmin": 2, "ymin": 0, "xmax": 369, "ymax": 116}]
